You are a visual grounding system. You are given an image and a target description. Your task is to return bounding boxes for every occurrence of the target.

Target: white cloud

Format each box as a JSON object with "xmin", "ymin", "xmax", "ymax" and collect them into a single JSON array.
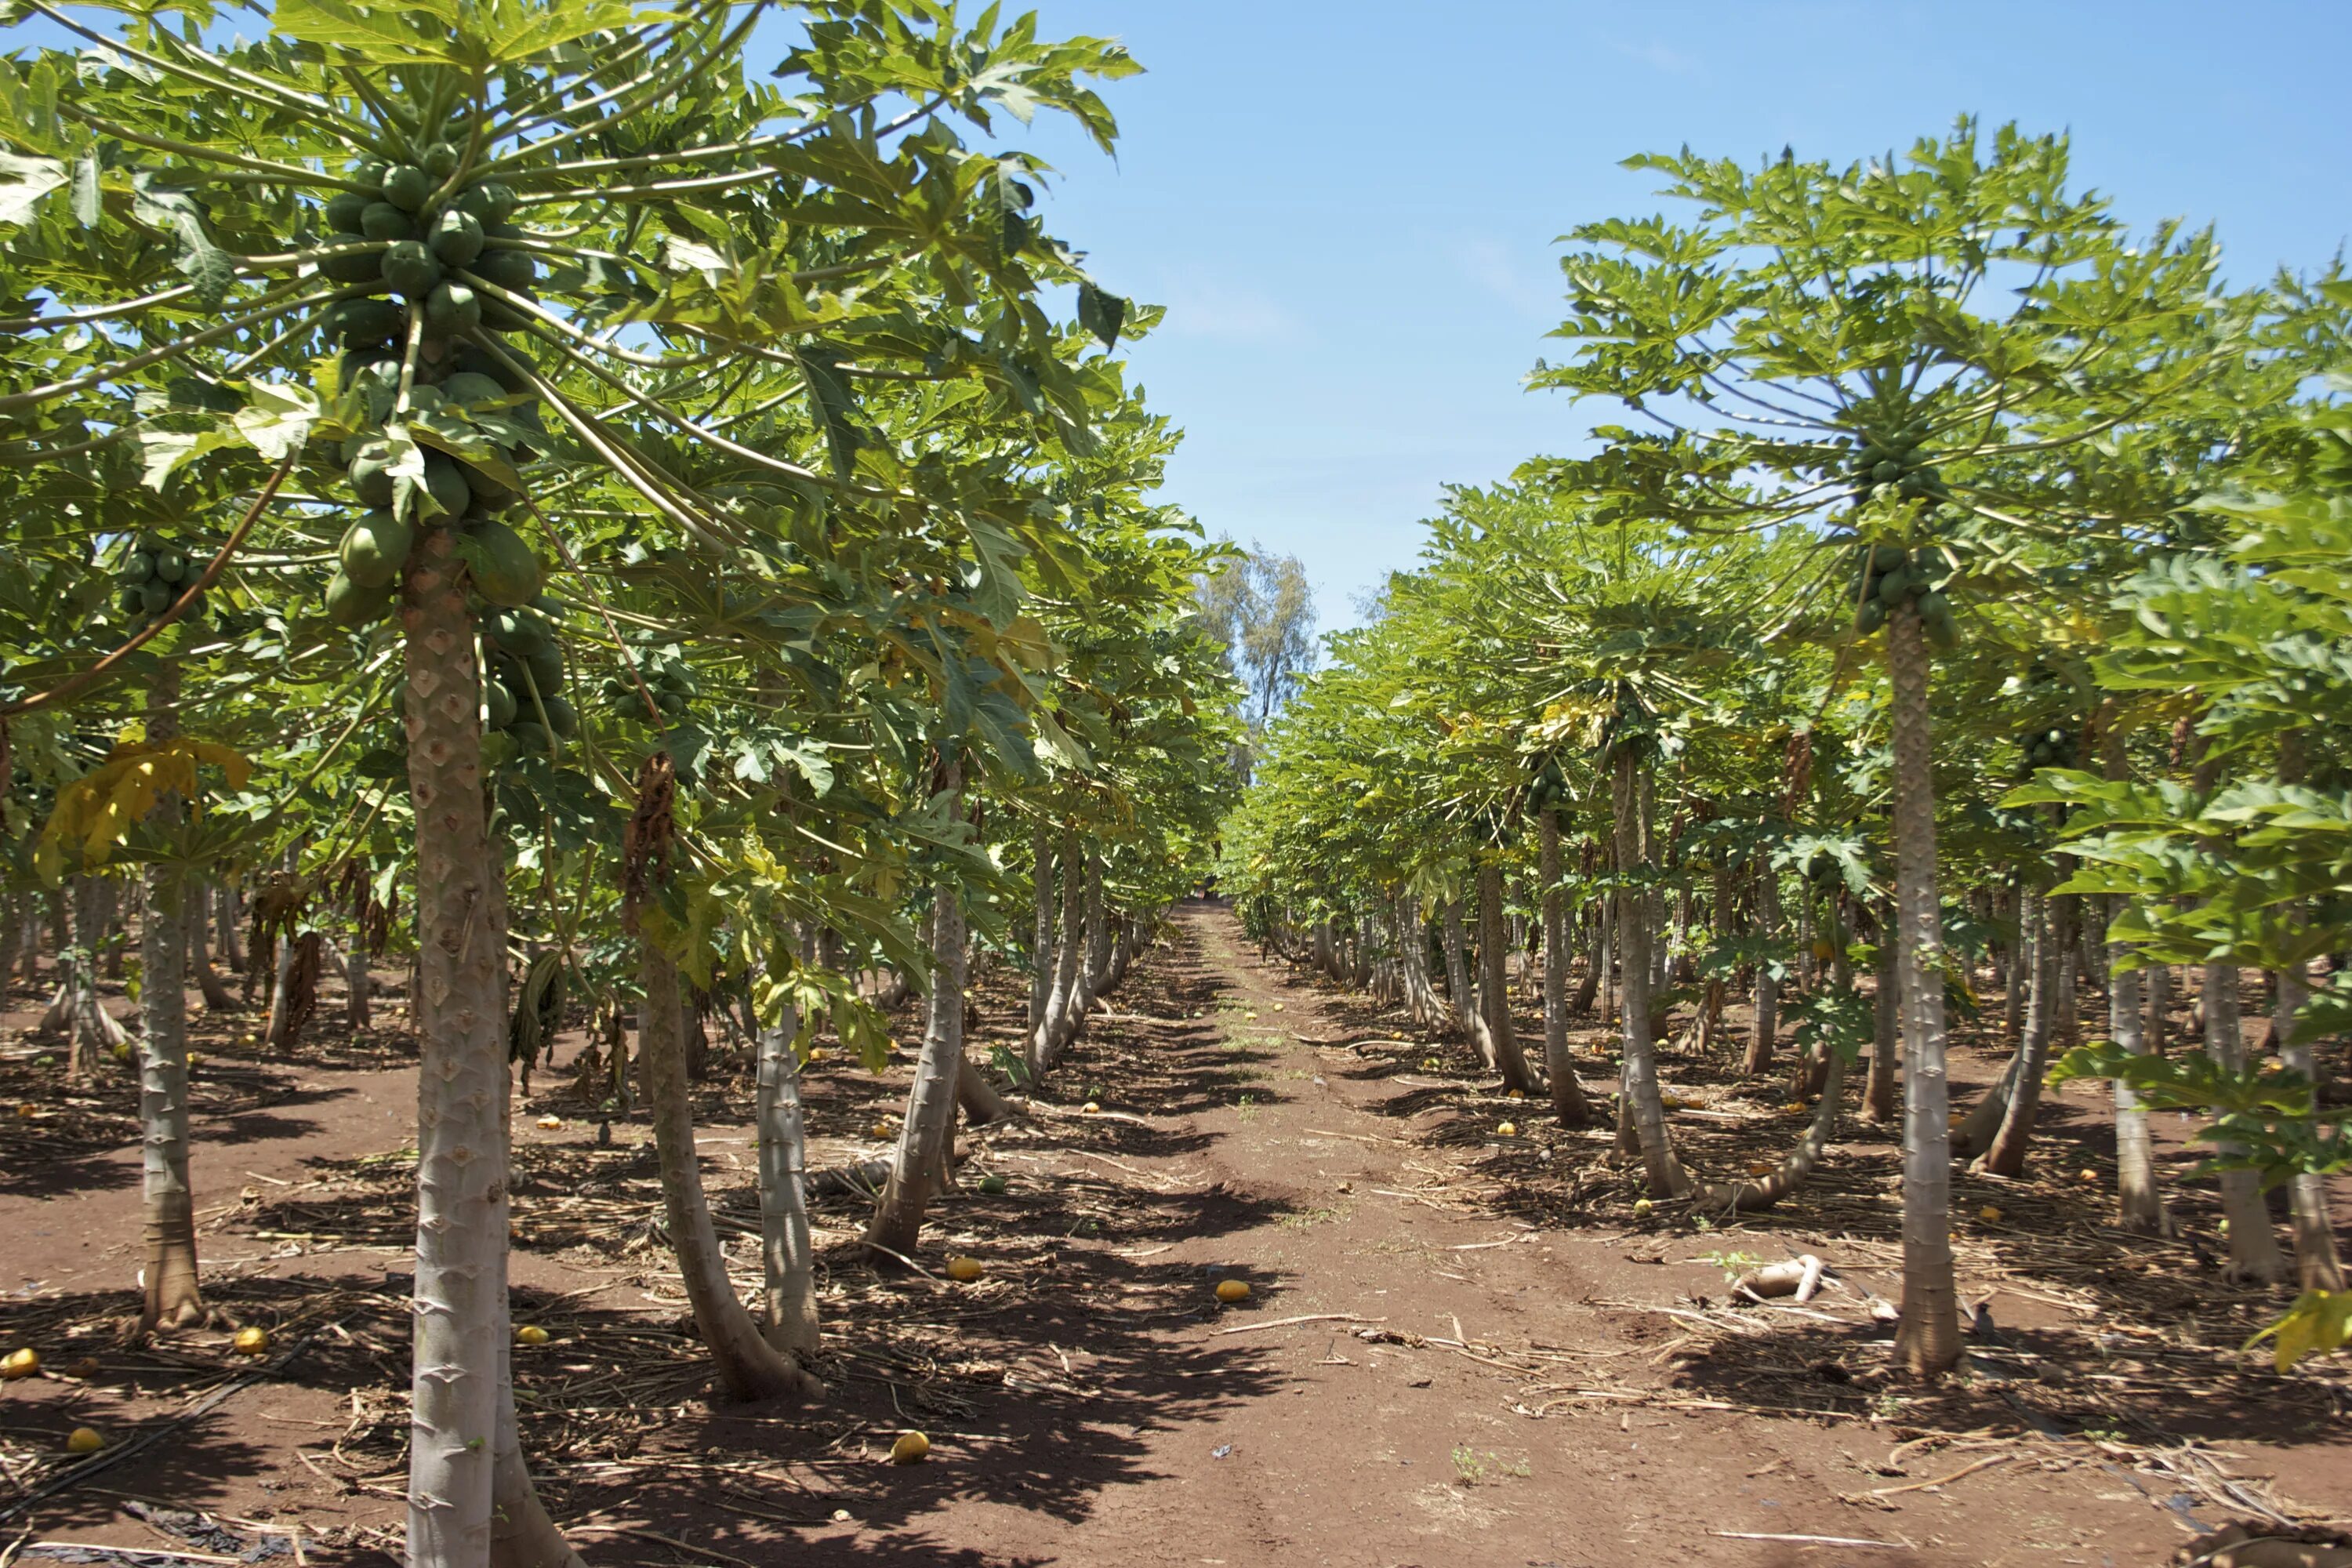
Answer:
[
  {"xmin": 1455, "ymin": 236, "xmax": 1559, "ymax": 317},
  {"xmin": 1617, "ymin": 39, "xmax": 1702, "ymax": 76},
  {"xmin": 1155, "ymin": 276, "xmax": 1305, "ymax": 343}
]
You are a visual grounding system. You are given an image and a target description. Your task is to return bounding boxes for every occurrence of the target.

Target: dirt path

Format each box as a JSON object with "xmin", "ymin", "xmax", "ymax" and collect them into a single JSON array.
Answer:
[{"xmin": 4, "ymin": 904, "xmax": 2345, "ymax": 1566}]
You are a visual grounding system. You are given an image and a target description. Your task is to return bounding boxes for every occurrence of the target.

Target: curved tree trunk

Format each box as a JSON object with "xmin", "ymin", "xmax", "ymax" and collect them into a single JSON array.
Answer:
[
  {"xmin": 755, "ymin": 1006, "xmax": 820, "ymax": 1364},
  {"xmin": 1743, "ymin": 862, "xmax": 1778, "ymax": 1076},
  {"xmin": 1864, "ymin": 898, "xmax": 1898, "ymax": 1125},
  {"xmin": 641, "ymin": 938, "xmax": 815, "ymax": 1401},
  {"xmin": 1476, "ymin": 861, "xmax": 1535, "ymax": 1093},
  {"xmin": 1978, "ymin": 884, "xmax": 2061, "ymax": 1177},
  {"xmin": 1570, "ymin": 900, "xmax": 1603, "ymax": 1017},
  {"xmin": 139, "ymin": 663, "xmax": 204, "ymax": 1332},
  {"xmin": 64, "ymin": 874, "xmax": 125, "ymax": 1079},
  {"xmin": 1612, "ymin": 748, "xmax": 1686, "ymax": 1197},
  {"xmin": 2111, "ymin": 902, "xmax": 2168, "ymax": 1236},
  {"xmin": 1886, "ymin": 604, "xmax": 1959, "ymax": 1379},
  {"xmin": 1694, "ymin": 1045, "xmax": 1846, "ymax": 1214},
  {"xmin": 872, "ymin": 765, "xmax": 970, "ymax": 1256},
  {"xmin": 189, "ymin": 896, "xmax": 240, "ymax": 1014},
  {"xmin": 1033, "ymin": 829, "xmax": 1083, "ymax": 1072},
  {"xmin": 399, "ymin": 527, "xmax": 566, "ymax": 1566},
  {"xmin": 1538, "ymin": 808, "xmax": 1591, "ymax": 1127},
  {"xmin": 957, "ymin": 1056, "xmax": 1012, "ymax": 1124}
]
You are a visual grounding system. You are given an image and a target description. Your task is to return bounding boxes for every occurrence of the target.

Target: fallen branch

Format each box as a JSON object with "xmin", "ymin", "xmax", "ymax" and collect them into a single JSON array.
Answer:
[{"xmin": 1210, "ymin": 1313, "xmax": 1385, "ymax": 1337}]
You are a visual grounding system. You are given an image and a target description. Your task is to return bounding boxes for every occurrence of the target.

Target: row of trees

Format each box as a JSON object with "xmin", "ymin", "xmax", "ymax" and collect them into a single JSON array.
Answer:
[
  {"xmin": 1221, "ymin": 121, "xmax": 2352, "ymax": 1378},
  {"xmin": 1, "ymin": 5, "xmax": 1235, "ymax": 1566}
]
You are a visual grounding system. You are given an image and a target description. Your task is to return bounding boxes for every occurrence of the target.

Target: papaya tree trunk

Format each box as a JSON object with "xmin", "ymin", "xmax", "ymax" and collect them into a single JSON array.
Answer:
[
  {"xmin": 1570, "ymin": 898, "xmax": 1602, "ymax": 1017},
  {"xmin": 1886, "ymin": 603, "xmax": 1959, "ymax": 1379},
  {"xmin": 870, "ymin": 786, "xmax": 969, "ymax": 1256},
  {"xmin": 1743, "ymin": 862, "xmax": 1777, "ymax": 1076},
  {"xmin": 138, "ymin": 662, "xmax": 204, "ymax": 1332},
  {"xmin": 1612, "ymin": 747, "xmax": 1686, "ymax": 1197},
  {"xmin": 1082, "ymin": 852, "xmax": 1111, "ymax": 999},
  {"xmin": 1033, "ymin": 828, "xmax": 1083, "ymax": 1072},
  {"xmin": 1978, "ymin": 884, "xmax": 2060, "ymax": 1177},
  {"xmin": 1027, "ymin": 824, "xmax": 1054, "ymax": 1037},
  {"xmin": 1476, "ymin": 861, "xmax": 1535, "ymax": 1093},
  {"xmin": 641, "ymin": 937, "xmax": 814, "ymax": 1401},
  {"xmin": 754, "ymin": 1004, "xmax": 819, "ymax": 1364},
  {"xmin": 1439, "ymin": 897, "xmax": 1474, "ymax": 1036},
  {"xmin": 1538, "ymin": 808, "xmax": 1590, "ymax": 1126},
  {"xmin": 399, "ymin": 527, "xmax": 562, "ymax": 1566},
  {"xmin": 2111, "ymin": 900, "xmax": 2168, "ymax": 1236},
  {"xmin": 1864, "ymin": 897, "xmax": 1898, "ymax": 1125},
  {"xmin": 1694, "ymin": 1045, "xmax": 1845, "ymax": 1214},
  {"xmin": 2203, "ymin": 960, "xmax": 2284, "ymax": 1282},
  {"xmin": 2274, "ymin": 959, "xmax": 2343, "ymax": 1290}
]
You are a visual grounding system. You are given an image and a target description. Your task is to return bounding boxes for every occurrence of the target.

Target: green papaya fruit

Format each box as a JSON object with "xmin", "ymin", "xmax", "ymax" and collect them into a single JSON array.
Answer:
[
  {"xmin": 340, "ymin": 509, "xmax": 414, "ymax": 589},
  {"xmin": 380, "ymin": 162, "xmax": 433, "ymax": 212},
  {"xmin": 485, "ymin": 606, "xmax": 549, "ymax": 657},
  {"xmin": 359, "ymin": 201, "xmax": 416, "ymax": 243},
  {"xmin": 430, "ymin": 209, "xmax": 484, "ymax": 267},
  {"xmin": 423, "ymin": 281, "xmax": 481, "ymax": 336},
  {"xmin": 419, "ymin": 140, "xmax": 461, "ymax": 178},
  {"xmin": 657, "ymin": 689, "xmax": 688, "ymax": 718},
  {"xmin": 118, "ymin": 550, "xmax": 155, "ymax": 583},
  {"xmin": 324, "ymin": 568, "xmax": 394, "ymax": 627},
  {"xmin": 324, "ymin": 190, "xmax": 371, "ymax": 232},
  {"xmin": 522, "ymin": 643, "xmax": 562, "ymax": 695},
  {"xmin": 348, "ymin": 440, "xmax": 396, "ymax": 507},
  {"xmin": 140, "ymin": 580, "xmax": 173, "ymax": 615},
  {"xmin": 117, "ymin": 586, "xmax": 145, "ymax": 615},
  {"xmin": 347, "ymin": 161, "xmax": 387, "ymax": 197},
  {"xmin": 460, "ymin": 459, "xmax": 518, "ymax": 511},
  {"xmin": 328, "ymin": 297, "xmax": 405, "ymax": 347},
  {"xmin": 1875, "ymin": 568, "xmax": 1911, "ymax": 606},
  {"xmin": 153, "ymin": 549, "xmax": 187, "ymax": 583},
  {"xmin": 319, "ymin": 239, "xmax": 382, "ymax": 285},
  {"xmin": 1915, "ymin": 590, "xmax": 1950, "ymax": 621},
  {"xmin": 483, "ymin": 678, "xmax": 517, "ymax": 731},
  {"xmin": 506, "ymin": 720, "xmax": 550, "ymax": 757},
  {"xmin": 471, "ymin": 245, "xmax": 536, "ymax": 293},
  {"xmin": 381, "ymin": 240, "xmax": 443, "ymax": 299},
  {"xmin": 1871, "ymin": 459, "xmax": 1904, "ymax": 485},
  {"xmin": 539, "ymin": 694, "xmax": 576, "ymax": 739},
  {"xmin": 467, "ymin": 517, "xmax": 543, "ymax": 608},
  {"xmin": 1854, "ymin": 598, "xmax": 1887, "ymax": 633},
  {"xmin": 405, "ymin": 453, "xmax": 472, "ymax": 524}
]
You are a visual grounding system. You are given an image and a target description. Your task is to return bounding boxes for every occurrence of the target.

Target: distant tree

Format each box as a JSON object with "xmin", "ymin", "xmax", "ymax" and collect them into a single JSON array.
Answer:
[{"xmin": 1197, "ymin": 541, "xmax": 1319, "ymax": 758}]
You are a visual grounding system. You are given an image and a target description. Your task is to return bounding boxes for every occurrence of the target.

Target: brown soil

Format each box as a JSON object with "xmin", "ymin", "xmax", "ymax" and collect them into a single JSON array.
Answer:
[{"xmin": 2, "ymin": 903, "xmax": 2347, "ymax": 1566}]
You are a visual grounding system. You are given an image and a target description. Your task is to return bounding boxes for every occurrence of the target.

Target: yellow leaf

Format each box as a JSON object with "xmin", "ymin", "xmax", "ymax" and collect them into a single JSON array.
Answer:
[{"xmin": 34, "ymin": 739, "xmax": 251, "ymax": 883}]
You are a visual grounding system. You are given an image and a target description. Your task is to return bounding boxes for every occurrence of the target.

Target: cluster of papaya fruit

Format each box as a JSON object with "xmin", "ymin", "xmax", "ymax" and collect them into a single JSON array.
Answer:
[
  {"xmin": 1844, "ymin": 422, "xmax": 1944, "ymax": 506},
  {"xmin": 1847, "ymin": 543, "xmax": 1958, "ymax": 647},
  {"xmin": 113, "ymin": 533, "xmax": 206, "ymax": 623},
  {"xmin": 480, "ymin": 603, "xmax": 574, "ymax": 762},
  {"xmin": 316, "ymin": 136, "xmax": 550, "ymax": 632},
  {"xmin": 1525, "ymin": 757, "xmax": 1569, "ymax": 810},
  {"xmin": 597, "ymin": 652, "xmax": 695, "ymax": 723},
  {"xmin": 2018, "ymin": 722, "xmax": 2076, "ymax": 775}
]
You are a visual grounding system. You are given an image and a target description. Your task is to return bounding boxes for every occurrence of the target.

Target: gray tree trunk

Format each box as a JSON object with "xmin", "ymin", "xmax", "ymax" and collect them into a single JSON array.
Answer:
[
  {"xmin": 1978, "ymin": 885, "xmax": 2058, "ymax": 1176},
  {"xmin": 641, "ymin": 938, "xmax": 814, "ymax": 1400},
  {"xmin": 1612, "ymin": 748, "xmax": 1685, "ymax": 1196},
  {"xmin": 398, "ymin": 527, "xmax": 564, "ymax": 1566},
  {"xmin": 1886, "ymin": 603, "xmax": 1959, "ymax": 1379},
  {"xmin": 2205, "ymin": 960, "xmax": 2286, "ymax": 1283},
  {"xmin": 139, "ymin": 663, "xmax": 203, "ymax": 1331},
  {"xmin": 755, "ymin": 1002, "xmax": 819, "ymax": 1363},
  {"xmin": 1744, "ymin": 863, "xmax": 1777, "ymax": 1075},
  {"xmin": 2274, "ymin": 959, "xmax": 2343, "ymax": 1290},
  {"xmin": 1439, "ymin": 897, "xmax": 1474, "ymax": 1037},
  {"xmin": 1865, "ymin": 897, "xmax": 1898, "ymax": 1125},
  {"xmin": 1538, "ymin": 808, "xmax": 1591, "ymax": 1126},
  {"xmin": 1476, "ymin": 861, "xmax": 1535, "ymax": 1093},
  {"xmin": 871, "ymin": 797, "xmax": 970, "ymax": 1254},
  {"xmin": 2110, "ymin": 901, "xmax": 2167, "ymax": 1236},
  {"xmin": 1028, "ymin": 825, "xmax": 1054, "ymax": 1037}
]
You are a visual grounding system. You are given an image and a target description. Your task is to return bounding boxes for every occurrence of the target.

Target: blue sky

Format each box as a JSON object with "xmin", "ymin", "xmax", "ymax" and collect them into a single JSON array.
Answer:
[{"xmin": 996, "ymin": 1, "xmax": 2352, "ymax": 635}]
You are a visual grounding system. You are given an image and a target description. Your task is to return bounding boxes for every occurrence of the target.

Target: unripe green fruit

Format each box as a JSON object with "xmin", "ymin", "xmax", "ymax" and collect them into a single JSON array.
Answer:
[
  {"xmin": 324, "ymin": 190, "xmax": 371, "ymax": 231},
  {"xmin": 506, "ymin": 720, "xmax": 550, "ymax": 756},
  {"xmin": 539, "ymin": 694, "xmax": 576, "ymax": 739},
  {"xmin": 472, "ymin": 246, "xmax": 536, "ymax": 293},
  {"xmin": 324, "ymin": 568, "xmax": 394, "ymax": 627},
  {"xmin": 1876, "ymin": 568, "xmax": 1911, "ymax": 605},
  {"xmin": 423, "ymin": 281, "xmax": 481, "ymax": 336},
  {"xmin": 153, "ymin": 549, "xmax": 187, "ymax": 583},
  {"xmin": 420, "ymin": 140, "xmax": 461, "ymax": 178},
  {"xmin": 347, "ymin": 161, "xmax": 387, "ymax": 197},
  {"xmin": 1871, "ymin": 459, "xmax": 1904, "ymax": 485},
  {"xmin": 348, "ymin": 440, "xmax": 396, "ymax": 507},
  {"xmin": 319, "ymin": 240, "xmax": 381, "ymax": 285},
  {"xmin": 381, "ymin": 240, "xmax": 443, "ymax": 299},
  {"xmin": 440, "ymin": 371, "xmax": 506, "ymax": 408},
  {"xmin": 430, "ymin": 209, "xmax": 484, "ymax": 267},
  {"xmin": 405, "ymin": 453, "xmax": 472, "ymax": 524},
  {"xmin": 380, "ymin": 163, "xmax": 432, "ymax": 212},
  {"xmin": 340, "ymin": 510, "xmax": 414, "ymax": 589},
  {"xmin": 466, "ymin": 518, "xmax": 543, "ymax": 608},
  {"xmin": 484, "ymin": 678, "xmax": 518, "ymax": 731},
  {"xmin": 118, "ymin": 551, "xmax": 155, "ymax": 584},
  {"xmin": 359, "ymin": 201, "xmax": 416, "ymax": 243},
  {"xmin": 140, "ymin": 580, "xmax": 172, "ymax": 614}
]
